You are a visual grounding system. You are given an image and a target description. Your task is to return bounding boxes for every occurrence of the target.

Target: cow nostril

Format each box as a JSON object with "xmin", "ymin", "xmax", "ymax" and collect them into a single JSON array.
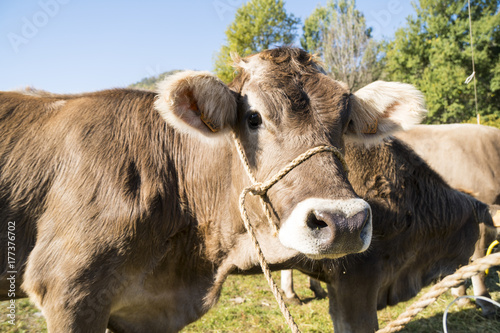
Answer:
[
  {"xmin": 353, "ymin": 208, "xmax": 371, "ymax": 229},
  {"xmin": 306, "ymin": 212, "xmax": 329, "ymax": 230}
]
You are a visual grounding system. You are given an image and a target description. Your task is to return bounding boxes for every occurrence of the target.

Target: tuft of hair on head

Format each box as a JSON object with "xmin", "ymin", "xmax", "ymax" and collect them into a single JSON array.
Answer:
[
  {"xmin": 231, "ymin": 51, "xmax": 259, "ymax": 74},
  {"xmin": 230, "ymin": 51, "xmax": 242, "ymax": 68},
  {"xmin": 230, "ymin": 47, "xmax": 326, "ymax": 82}
]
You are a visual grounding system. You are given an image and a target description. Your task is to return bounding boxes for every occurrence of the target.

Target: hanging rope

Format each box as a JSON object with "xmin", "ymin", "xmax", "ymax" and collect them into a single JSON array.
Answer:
[
  {"xmin": 486, "ymin": 240, "xmax": 499, "ymax": 275},
  {"xmin": 233, "ymin": 132, "xmax": 349, "ymax": 333},
  {"xmin": 233, "ymin": 134, "xmax": 279, "ymax": 237},
  {"xmin": 465, "ymin": 0, "xmax": 480, "ymax": 124},
  {"xmin": 238, "ymin": 186, "xmax": 300, "ymax": 333}
]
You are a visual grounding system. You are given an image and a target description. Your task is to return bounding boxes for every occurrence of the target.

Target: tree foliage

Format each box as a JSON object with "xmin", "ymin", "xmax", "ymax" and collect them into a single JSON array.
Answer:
[
  {"xmin": 213, "ymin": 0, "xmax": 300, "ymax": 83},
  {"xmin": 301, "ymin": 0, "xmax": 384, "ymax": 91},
  {"xmin": 384, "ymin": 0, "xmax": 500, "ymax": 124}
]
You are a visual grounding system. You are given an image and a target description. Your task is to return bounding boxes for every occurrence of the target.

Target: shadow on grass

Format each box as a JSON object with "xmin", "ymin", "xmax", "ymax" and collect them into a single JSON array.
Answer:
[
  {"xmin": 398, "ymin": 307, "xmax": 500, "ymax": 333},
  {"xmin": 300, "ymin": 296, "xmax": 323, "ymax": 305},
  {"xmin": 399, "ymin": 267, "xmax": 500, "ymax": 333},
  {"xmin": 284, "ymin": 295, "xmax": 325, "ymax": 306}
]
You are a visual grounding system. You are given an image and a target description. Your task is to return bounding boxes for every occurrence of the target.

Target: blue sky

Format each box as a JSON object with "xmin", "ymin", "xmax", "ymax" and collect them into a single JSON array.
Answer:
[{"xmin": 0, "ymin": 0, "xmax": 415, "ymax": 93}]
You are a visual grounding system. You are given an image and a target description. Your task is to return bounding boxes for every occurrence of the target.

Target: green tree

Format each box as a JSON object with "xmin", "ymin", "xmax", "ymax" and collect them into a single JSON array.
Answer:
[
  {"xmin": 213, "ymin": 0, "xmax": 300, "ymax": 83},
  {"xmin": 301, "ymin": 0, "xmax": 384, "ymax": 91},
  {"xmin": 384, "ymin": 0, "xmax": 500, "ymax": 124}
]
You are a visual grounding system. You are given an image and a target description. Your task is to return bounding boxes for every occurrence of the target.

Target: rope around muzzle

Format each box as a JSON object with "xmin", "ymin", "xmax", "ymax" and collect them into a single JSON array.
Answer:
[{"xmin": 233, "ymin": 133, "xmax": 349, "ymax": 333}]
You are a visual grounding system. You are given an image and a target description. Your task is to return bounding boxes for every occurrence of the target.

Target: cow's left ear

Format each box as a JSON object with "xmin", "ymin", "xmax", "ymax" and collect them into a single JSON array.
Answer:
[
  {"xmin": 155, "ymin": 71, "xmax": 237, "ymax": 139},
  {"xmin": 345, "ymin": 81, "xmax": 427, "ymax": 144}
]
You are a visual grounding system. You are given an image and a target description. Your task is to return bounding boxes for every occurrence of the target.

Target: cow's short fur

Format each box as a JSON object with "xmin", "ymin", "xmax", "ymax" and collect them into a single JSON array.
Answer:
[
  {"xmin": 396, "ymin": 124, "xmax": 500, "ymax": 205},
  {"xmin": 397, "ymin": 124, "xmax": 500, "ymax": 316},
  {"xmin": 282, "ymin": 138, "xmax": 491, "ymax": 333},
  {"xmin": 0, "ymin": 48, "xmax": 426, "ymax": 333}
]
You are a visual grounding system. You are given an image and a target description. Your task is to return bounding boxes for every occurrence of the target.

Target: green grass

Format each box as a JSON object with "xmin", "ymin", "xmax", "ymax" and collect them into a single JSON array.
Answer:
[
  {"xmin": 182, "ymin": 271, "xmax": 332, "ymax": 333},
  {"xmin": 184, "ymin": 268, "xmax": 500, "ymax": 333},
  {"xmin": 1, "ymin": 268, "xmax": 499, "ymax": 332},
  {"xmin": 0, "ymin": 298, "xmax": 46, "ymax": 333}
]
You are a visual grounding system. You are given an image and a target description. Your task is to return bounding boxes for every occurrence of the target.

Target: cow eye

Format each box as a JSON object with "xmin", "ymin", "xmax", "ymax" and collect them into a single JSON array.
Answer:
[{"xmin": 247, "ymin": 112, "xmax": 262, "ymax": 130}]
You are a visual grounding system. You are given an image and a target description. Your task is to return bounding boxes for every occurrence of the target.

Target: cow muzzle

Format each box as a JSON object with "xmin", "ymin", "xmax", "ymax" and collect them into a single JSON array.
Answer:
[{"xmin": 278, "ymin": 198, "xmax": 372, "ymax": 259}]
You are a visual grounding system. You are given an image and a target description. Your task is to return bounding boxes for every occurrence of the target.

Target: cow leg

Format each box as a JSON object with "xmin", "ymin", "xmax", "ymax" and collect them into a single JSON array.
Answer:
[
  {"xmin": 309, "ymin": 278, "xmax": 327, "ymax": 299},
  {"xmin": 451, "ymin": 285, "xmax": 471, "ymax": 307},
  {"xmin": 280, "ymin": 270, "xmax": 302, "ymax": 305},
  {"xmin": 327, "ymin": 278, "xmax": 379, "ymax": 333},
  {"xmin": 451, "ymin": 223, "xmax": 497, "ymax": 315},
  {"xmin": 471, "ymin": 272, "xmax": 497, "ymax": 317},
  {"xmin": 470, "ymin": 223, "xmax": 497, "ymax": 317},
  {"xmin": 23, "ymin": 241, "xmax": 126, "ymax": 333},
  {"xmin": 25, "ymin": 274, "xmax": 114, "ymax": 332}
]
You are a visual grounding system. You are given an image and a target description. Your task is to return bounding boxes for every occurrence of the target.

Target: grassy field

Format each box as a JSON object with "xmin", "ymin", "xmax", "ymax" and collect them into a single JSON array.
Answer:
[{"xmin": 1, "ymin": 267, "xmax": 499, "ymax": 332}]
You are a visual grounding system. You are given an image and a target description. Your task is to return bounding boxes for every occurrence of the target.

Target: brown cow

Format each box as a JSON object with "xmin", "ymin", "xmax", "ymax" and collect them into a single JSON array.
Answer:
[
  {"xmin": 276, "ymin": 138, "xmax": 493, "ymax": 332},
  {"xmin": 396, "ymin": 124, "xmax": 500, "ymax": 205},
  {"xmin": 0, "ymin": 48, "xmax": 426, "ymax": 332},
  {"xmin": 396, "ymin": 123, "xmax": 500, "ymax": 316}
]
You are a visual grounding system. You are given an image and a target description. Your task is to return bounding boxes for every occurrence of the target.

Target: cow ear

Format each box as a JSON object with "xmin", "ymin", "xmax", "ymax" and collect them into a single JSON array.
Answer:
[
  {"xmin": 345, "ymin": 81, "xmax": 427, "ymax": 145},
  {"xmin": 154, "ymin": 71, "xmax": 237, "ymax": 139}
]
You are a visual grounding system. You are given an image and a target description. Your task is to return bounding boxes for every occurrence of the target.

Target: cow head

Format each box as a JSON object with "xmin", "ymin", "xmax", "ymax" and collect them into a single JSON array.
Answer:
[{"xmin": 154, "ymin": 47, "xmax": 426, "ymax": 260}]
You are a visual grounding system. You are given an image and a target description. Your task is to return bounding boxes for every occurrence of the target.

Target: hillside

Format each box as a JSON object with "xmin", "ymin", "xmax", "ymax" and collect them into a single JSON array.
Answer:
[{"xmin": 129, "ymin": 70, "xmax": 181, "ymax": 91}]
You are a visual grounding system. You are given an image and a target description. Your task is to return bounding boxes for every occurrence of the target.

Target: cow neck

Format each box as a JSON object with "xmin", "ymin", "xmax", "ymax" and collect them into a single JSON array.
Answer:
[{"xmin": 465, "ymin": 194, "xmax": 480, "ymax": 226}]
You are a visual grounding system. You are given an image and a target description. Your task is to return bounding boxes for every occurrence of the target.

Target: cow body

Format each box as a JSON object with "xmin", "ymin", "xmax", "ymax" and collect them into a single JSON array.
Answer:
[
  {"xmin": 0, "ymin": 89, "xmax": 233, "ymax": 332},
  {"xmin": 396, "ymin": 124, "xmax": 500, "ymax": 205},
  {"xmin": 0, "ymin": 48, "xmax": 426, "ymax": 332},
  {"xmin": 287, "ymin": 138, "xmax": 490, "ymax": 332},
  {"xmin": 396, "ymin": 123, "xmax": 500, "ymax": 316}
]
